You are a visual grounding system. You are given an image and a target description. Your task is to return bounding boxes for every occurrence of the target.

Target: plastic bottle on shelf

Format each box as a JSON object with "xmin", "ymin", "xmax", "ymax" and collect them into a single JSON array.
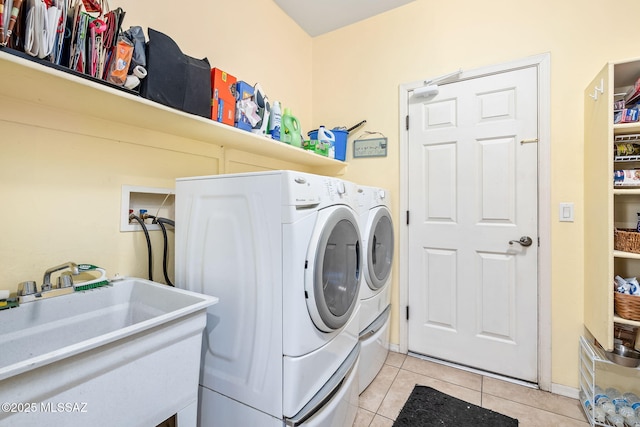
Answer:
[
  {"xmin": 269, "ymin": 101, "xmax": 282, "ymax": 141},
  {"xmin": 626, "ymin": 415, "xmax": 640, "ymax": 427},
  {"xmin": 626, "ymin": 392, "xmax": 640, "ymax": 411},
  {"xmin": 606, "ymin": 387, "xmax": 628, "ymax": 406},
  {"xmin": 317, "ymin": 126, "xmax": 336, "ymax": 159},
  {"xmin": 605, "ymin": 387, "xmax": 634, "ymax": 420},
  {"xmin": 617, "ymin": 402, "xmax": 636, "ymax": 419},
  {"xmin": 281, "ymin": 108, "xmax": 301, "ymax": 147},
  {"xmin": 594, "ymin": 386, "xmax": 616, "ymax": 415},
  {"xmin": 580, "ymin": 390, "xmax": 606, "ymax": 424},
  {"xmin": 606, "ymin": 413, "xmax": 625, "ymax": 427}
]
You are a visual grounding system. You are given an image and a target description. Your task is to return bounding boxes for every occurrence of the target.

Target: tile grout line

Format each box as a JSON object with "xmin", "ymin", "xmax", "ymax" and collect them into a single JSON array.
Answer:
[
  {"xmin": 367, "ymin": 355, "xmax": 407, "ymax": 425},
  {"xmin": 374, "ymin": 359, "xmax": 403, "ymax": 416}
]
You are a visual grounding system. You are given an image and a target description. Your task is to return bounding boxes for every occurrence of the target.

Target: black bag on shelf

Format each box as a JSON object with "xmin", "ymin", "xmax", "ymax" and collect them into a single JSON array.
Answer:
[{"xmin": 140, "ymin": 28, "xmax": 211, "ymax": 118}]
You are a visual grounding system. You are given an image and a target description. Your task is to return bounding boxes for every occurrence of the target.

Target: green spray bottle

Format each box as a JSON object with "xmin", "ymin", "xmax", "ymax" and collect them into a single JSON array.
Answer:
[{"xmin": 281, "ymin": 108, "xmax": 301, "ymax": 147}]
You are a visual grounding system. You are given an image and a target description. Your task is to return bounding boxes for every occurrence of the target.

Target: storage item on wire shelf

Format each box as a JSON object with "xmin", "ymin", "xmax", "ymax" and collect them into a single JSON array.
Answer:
[
  {"xmin": 624, "ymin": 76, "xmax": 640, "ymax": 107},
  {"xmin": 615, "ymin": 142, "xmax": 640, "ymax": 157},
  {"xmin": 615, "ymin": 134, "xmax": 640, "ymax": 161},
  {"xmin": 613, "ymin": 323, "xmax": 638, "ymax": 349},
  {"xmin": 615, "ymin": 291, "xmax": 640, "ymax": 322},
  {"xmin": 614, "ymin": 275, "xmax": 640, "ymax": 296},
  {"xmin": 603, "ymin": 343, "xmax": 640, "ymax": 367},
  {"xmin": 614, "ymin": 107, "xmax": 640, "ymax": 124},
  {"xmin": 614, "ymin": 228, "xmax": 640, "ymax": 254},
  {"xmin": 614, "ymin": 170, "xmax": 640, "ymax": 186}
]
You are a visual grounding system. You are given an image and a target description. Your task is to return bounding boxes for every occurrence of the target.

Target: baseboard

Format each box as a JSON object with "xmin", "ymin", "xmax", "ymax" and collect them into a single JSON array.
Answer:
[
  {"xmin": 551, "ymin": 383, "xmax": 580, "ymax": 400},
  {"xmin": 389, "ymin": 343, "xmax": 400, "ymax": 353}
]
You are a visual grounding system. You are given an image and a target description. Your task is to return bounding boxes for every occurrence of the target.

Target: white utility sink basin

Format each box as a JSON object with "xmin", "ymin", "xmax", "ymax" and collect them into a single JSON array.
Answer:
[{"xmin": 0, "ymin": 277, "xmax": 218, "ymax": 427}]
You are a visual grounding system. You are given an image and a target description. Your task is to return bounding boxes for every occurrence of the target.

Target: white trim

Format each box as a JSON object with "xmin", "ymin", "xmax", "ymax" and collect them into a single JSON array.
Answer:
[
  {"xmin": 551, "ymin": 383, "xmax": 580, "ymax": 400},
  {"xmin": 398, "ymin": 52, "xmax": 552, "ymax": 391}
]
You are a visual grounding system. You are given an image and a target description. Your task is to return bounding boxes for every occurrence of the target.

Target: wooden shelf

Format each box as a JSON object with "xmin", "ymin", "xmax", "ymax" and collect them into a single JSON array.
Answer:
[
  {"xmin": 0, "ymin": 48, "xmax": 347, "ymax": 175},
  {"xmin": 615, "ymin": 123, "xmax": 640, "ymax": 135},
  {"xmin": 614, "ymin": 188, "xmax": 640, "ymax": 195},
  {"xmin": 613, "ymin": 250, "xmax": 640, "ymax": 259},
  {"xmin": 614, "ymin": 315, "xmax": 640, "ymax": 328}
]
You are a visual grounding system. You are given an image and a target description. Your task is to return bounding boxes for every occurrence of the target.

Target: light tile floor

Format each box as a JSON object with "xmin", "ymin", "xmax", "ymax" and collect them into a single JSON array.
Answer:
[{"xmin": 354, "ymin": 351, "xmax": 591, "ymax": 427}]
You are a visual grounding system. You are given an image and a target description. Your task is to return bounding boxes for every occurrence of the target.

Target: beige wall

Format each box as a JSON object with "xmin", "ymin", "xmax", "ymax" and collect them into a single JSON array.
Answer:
[
  {"xmin": 310, "ymin": 0, "xmax": 640, "ymax": 389},
  {"xmin": 2, "ymin": 0, "xmax": 632, "ymax": 391}
]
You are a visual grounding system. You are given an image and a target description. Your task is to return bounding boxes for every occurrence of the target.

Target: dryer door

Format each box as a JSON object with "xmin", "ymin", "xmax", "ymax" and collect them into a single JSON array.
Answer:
[
  {"xmin": 364, "ymin": 207, "xmax": 394, "ymax": 291},
  {"xmin": 305, "ymin": 205, "xmax": 361, "ymax": 332}
]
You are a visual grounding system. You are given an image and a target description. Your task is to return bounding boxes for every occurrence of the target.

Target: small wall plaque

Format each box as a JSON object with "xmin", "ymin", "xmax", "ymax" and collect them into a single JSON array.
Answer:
[{"xmin": 353, "ymin": 137, "xmax": 387, "ymax": 158}]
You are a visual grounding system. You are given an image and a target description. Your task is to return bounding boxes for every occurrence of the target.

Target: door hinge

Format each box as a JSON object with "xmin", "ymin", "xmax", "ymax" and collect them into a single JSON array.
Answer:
[
  {"xmin": 538, "ymin": 237, "xmax": 540, "ymax": 247},
  {"xmin": 406, "ymin": 115, "xmax": 409, "ymax": 130},
  {"xmin": 406, "ymin": 210, "xmax": 410, "ymax": 225},
  {"xmin": 406, "ymin": 306, "xmax": 409, "ymax": 320}
]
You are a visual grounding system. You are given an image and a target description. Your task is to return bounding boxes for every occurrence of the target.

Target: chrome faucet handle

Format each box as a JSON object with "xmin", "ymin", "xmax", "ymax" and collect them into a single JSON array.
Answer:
[
  {"xmin": 17, "ymin": 281, "xmax": 38, "ymax": 296},
  {"xmin": 57, "ymin": 272, "xmax": 74, "ymax": 289},
  {"xmin": 43, "ymin": 262, "xmax": 79, "ymax": 291}
]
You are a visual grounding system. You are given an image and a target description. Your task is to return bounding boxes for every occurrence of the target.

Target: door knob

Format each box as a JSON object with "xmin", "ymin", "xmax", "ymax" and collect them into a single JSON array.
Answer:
[{"xmin": 509, "ymin": 236, "xmax": 533, "ymax": 247}]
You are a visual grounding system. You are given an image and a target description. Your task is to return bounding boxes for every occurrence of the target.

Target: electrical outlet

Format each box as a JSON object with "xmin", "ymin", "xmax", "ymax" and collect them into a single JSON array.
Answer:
[{"xmin": 121, "ymin": 185, "xmax": 175, "ymax": 232}]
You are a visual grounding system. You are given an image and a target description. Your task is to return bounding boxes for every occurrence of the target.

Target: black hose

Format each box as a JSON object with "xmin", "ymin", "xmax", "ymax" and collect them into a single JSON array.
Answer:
[
  {"xmin": 129, "ymin": 214, "xmax": 153, "ymax": 281},
  {"xmin": 156, "ymin": 217, "xmax": 175, "ymax": 227},
  {"xmin": 146, "ymin": 215, "xmax": 175, "ymax": 287}
]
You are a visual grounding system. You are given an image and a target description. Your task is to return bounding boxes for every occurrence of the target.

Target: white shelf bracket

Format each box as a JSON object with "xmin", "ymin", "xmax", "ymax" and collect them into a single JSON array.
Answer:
[{"xmin": 589, "ymin": 78, "xmax": 605, "ymax": 101}]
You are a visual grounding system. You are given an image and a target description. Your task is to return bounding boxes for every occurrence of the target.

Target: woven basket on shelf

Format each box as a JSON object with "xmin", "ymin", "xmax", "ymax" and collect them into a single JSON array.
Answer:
[
  {"xmin": 614, "ymin": 228, "xmax": 640, "ymax": 254},
  {"xmin": 614, "ymin": 291, "xmax": 640, "ymax": 321}
]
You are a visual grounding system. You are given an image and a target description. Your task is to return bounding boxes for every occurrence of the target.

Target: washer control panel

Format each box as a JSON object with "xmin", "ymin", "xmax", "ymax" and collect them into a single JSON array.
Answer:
[{"xmin": 285, "ymin": 172, "xmax": 359, "ymax": 209}]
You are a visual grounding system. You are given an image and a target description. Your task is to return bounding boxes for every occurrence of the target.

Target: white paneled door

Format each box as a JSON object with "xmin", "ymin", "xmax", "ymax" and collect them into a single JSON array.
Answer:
[{"xmin": 407, "ymin": 66, "xmax": 538, "ymax": 382}]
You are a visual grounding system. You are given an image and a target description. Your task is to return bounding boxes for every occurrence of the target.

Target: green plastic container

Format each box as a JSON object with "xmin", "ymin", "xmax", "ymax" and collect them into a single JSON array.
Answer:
[
  {"xmin": 303, "ymin": 139, "xmax": 329, "ymax": 157},
  {"xmin": 281, "ymin": 108, "xmax": 301, "ymax": 147}
]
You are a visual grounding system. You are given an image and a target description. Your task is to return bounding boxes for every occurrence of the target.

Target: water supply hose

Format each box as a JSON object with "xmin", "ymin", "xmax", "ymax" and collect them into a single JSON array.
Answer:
[
  {"xmin": 145, "ymin": 215, "xmax": 175, "ymax": 287},
  {"xmin": 129, "ymin": 213, "xmax": 153, "ymax": 281}
]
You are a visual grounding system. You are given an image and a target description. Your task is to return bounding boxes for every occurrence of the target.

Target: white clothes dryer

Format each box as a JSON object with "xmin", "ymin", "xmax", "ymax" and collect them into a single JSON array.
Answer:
[
  {"xmin": 175, "ymin": 171, "xmax": 362, "ymax": 427},
  {"xmin": 356, "ymin": 185, "xmax": 394, "ymax": 393}
]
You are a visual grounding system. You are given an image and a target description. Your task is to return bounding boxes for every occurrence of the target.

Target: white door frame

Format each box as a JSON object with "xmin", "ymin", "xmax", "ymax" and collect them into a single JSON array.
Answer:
[{"xmin": 398, "ymin": 53, "xmax": 551, "ymax": 391}]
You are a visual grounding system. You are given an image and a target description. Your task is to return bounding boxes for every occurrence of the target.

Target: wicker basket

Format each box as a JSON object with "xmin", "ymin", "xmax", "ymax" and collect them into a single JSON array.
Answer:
[
  {"xmin": 614, "ymin": 228, "xmax": 640, "ymax": 254},
  {"xmin": 614, "ymin": 291, "xmax": 640, "ymax": 321}
]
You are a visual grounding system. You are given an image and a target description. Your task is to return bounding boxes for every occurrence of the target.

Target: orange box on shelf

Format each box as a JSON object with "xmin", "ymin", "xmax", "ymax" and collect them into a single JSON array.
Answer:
[{"xmin": 211, "ymin": 68, "xmax": 237, "ymax": 125}]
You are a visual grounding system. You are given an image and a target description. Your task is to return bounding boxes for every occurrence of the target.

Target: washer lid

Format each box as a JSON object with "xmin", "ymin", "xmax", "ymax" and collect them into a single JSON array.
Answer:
[
  {"xmin": 365, "ymin": 207, "xmax": 394, "ymax": 291},
  {"xmin": 305, "ymin": 205, "xmax": 361, "ymax": 332}
]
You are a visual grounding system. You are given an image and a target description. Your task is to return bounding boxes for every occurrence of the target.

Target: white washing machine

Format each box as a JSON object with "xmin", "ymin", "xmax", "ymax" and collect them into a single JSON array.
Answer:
[
  {"xmin": 357, "ymin": 185, "xmax": 394, "ymax": 394},
  {"xmin": 175, "ymin": 170, "xmax": 362, "ymax": 427}
]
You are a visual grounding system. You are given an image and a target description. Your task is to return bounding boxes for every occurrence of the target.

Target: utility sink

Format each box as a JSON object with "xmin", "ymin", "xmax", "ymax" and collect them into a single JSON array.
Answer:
[{"xmin": 0, "ymin": 277, "xmax": 218, "ymax": 427}]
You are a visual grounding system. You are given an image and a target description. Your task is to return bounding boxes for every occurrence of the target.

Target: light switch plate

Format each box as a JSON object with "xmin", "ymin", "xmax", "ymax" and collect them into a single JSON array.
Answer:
[{"xmin": 559, "ymin": 202, "xmax": 574, "ymax": 222}]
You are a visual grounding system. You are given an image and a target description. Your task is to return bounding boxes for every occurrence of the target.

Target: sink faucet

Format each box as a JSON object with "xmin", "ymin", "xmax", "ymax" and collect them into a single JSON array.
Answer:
[{"xmin": 42, "ymin": 262, "xmax": 79, "ymax": 291}]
